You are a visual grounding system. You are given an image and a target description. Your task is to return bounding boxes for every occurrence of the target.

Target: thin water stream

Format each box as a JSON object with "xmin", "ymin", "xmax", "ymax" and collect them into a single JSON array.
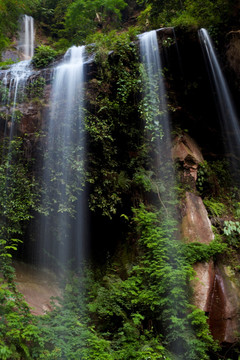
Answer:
[
  {"xmin": 199, "ymin": 28, "xmax": 240, "ymax": 172},
  {"xmin": 139, "ymin": 30, "xmax": 196, "ymax": 357},
  {"xmin": 139, "ymin": 29, "xmax": 175, "ymax": 206}
]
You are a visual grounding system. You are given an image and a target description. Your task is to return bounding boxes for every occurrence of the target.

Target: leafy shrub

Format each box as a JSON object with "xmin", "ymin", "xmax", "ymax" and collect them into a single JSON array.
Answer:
[
  {"xmin": 0, "ymin": 59, "xmax": 16, "ymax": 69},
  {"xmin": 184, "ymin": 240, "xmax": 227, "ymax": 264},
  {"xmin": 26, "ymin": 77, "xmax": 46, "ymax": 98},
  {"xmin": 32, "ymin": 45, "xmax": 58, "ymax": 68},
  {"xmin": 223, "ymin": 220, "xmax": 240, "ymax": 247},
  {"xmin": 170, "ymin": 0, "xmax": 230, "ymax": 29},
  {"xmin": 0, "ymin": 276, "xmax": 41, "ymax": 360},
  {"xmin": 203, "ymin": 198, "xmax": 226, "ymax": 217},
  {"xmin": 87, "ymin": 205, "xmax": 217, "ymax": 359}
]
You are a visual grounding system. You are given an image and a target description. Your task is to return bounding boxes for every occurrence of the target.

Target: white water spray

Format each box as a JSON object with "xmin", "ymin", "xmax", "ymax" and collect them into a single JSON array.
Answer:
[
  {"xmin": 199, "ymin": 28, "xmax": 240, "ymax": 168},
  {"xmin": 0, "ymin": 15, "xmax": 35, "ymax": 139},
  {"xmin": 139, "ymin": 30, "xmax": 174, "ymax": 193},
  {"xmin": 139, "ymin": 30, "xmax": 195, "ymax": 357},
  {"xmin": 38, "ymin": 46, "xmax": 86, "ymax": 270},
  {"xmin": 18, "ymin": 15, "xmax": 35, "ymax": 59}
]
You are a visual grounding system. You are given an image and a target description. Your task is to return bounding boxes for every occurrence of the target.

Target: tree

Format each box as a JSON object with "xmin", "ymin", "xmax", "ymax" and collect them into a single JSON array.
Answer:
[{"xmin": 65, "ymin": 0, "xmax": 127, "ymax": 43}]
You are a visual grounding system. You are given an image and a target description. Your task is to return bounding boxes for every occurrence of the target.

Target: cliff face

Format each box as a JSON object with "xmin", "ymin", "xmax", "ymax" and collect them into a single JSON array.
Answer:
[{"xmin": 1, "ymin": 28, "xmax": 240, "ymax": 355}]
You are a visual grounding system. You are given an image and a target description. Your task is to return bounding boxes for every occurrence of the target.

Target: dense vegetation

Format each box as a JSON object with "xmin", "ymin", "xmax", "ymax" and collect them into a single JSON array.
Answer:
[
  {"xmin": 0, "ymin": 0, "xmax": 238, "ymax": 55},
  {"xmin": 1, "ymin": 0, "xmax": 240, "ymax": 359}
]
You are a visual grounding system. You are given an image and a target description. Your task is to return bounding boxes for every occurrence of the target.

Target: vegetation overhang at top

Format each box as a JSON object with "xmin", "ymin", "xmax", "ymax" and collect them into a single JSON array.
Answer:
[{"xmin": 0, "ymin": 0, "xmax": 237, "ymax": 56}]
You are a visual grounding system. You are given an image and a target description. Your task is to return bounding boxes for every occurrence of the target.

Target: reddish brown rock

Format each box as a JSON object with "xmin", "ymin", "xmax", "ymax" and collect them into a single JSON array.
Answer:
[
  {"xmin": 192, "ymin": 261, "xmax": 215, "ymax": 312},
  {"xmin": 208, "ymin": 265, "xmax": 240, "ymax": 343},
  {"xmin": 181, "ymin": 192, "xmax": 214, "ymax": 244},
  {"xmin": 172, "ymin": 133, "xmax": 204, "ymax": 181},
  {"xmin": 14, "ymin": 261, "xmax": 61, "ymax": 315}
]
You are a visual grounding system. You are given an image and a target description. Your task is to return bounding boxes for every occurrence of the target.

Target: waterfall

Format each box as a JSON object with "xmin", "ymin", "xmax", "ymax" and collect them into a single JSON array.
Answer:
[
  {"xmin": 139, "ymin": 30, "xmax": 195, "ymax": 356},
  {"xmin": 199, "ymin": 29, "xmax": 240, "ymax": 171},
  {"xmin": 139, "ymin": 30, "xmax": 175, "ymax": 202},
  {"xmin": 1, "ymin": 61, "xmax": 33, "ymax": 141},
  {"xmin": 18, "ymin": 15, "xmax": 35, "ymax": 59},
  {"xmin": 38, "ymin": 46, "xmax": 86, "ymax": 270},
  {"xmin": 0, "ymin": 15, "xmax": 35, "ymax": 141}
]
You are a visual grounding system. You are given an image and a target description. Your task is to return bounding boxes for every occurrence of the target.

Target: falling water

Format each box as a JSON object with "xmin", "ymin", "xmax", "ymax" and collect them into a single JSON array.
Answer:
[
  {"xmin": 139, "ymin": 30, "xmax": 195, "ymax": 357},
  {"xmin": 199, "ymin": 29, "xmax": 240, "ymax": 171},
  {"xmin": 17, "ymin": 15, "xmax": 35, "ymax": 59},
  {"xmin": 139, "ymin": 30, "xmax": 175, "ymax": 202},
  {"xmin": 0, "ymin": 15, "xmax": 35, "ymax": 140},
  {"xmin": 1, "ymin": 62, "xmax": 33, "ymax": 140},
  {"xmin": 38, "ymin": 46, "xmax": 86, "ymax": 270}
]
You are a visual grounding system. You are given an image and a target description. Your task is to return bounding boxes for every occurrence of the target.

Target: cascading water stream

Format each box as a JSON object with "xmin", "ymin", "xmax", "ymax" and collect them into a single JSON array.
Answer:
[
  {"xmin": 1, "ymin": 15, "xmax": 35, "ymax": 142},
  {"xmin": 139, "ymin": 30, "xmax": 194, "ymax": 356},
  {"xmin": 199, "ymin": 28, "xmax": 240, "ymax": 172},
  {"xmin": 17, "ymin": 15, "xmax": 35, "ymax": 59},
  {"xmin": 38, "ymin": 46, "xmax": 86, "ymax": 271},
  {"xmin": 139, "ymin": 30, "xmax": 175, "ymax": 204}
]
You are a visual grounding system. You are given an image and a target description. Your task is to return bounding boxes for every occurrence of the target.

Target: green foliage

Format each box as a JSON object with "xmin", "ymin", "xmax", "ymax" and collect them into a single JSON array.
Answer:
[
  {"xmin": 170, "ymin": 0, "xmax": 231, "ymax": 29},
  {"xmin": 84, "ymin": 30, "xmax": 143, "ymax": 217},
  {"xmin": 0, "ymin": 59, "xmax": 16, "ymax": 69},
  {"xmin": 0, "ymin": 0, "xmax": 40, "ymax": 53},
  {"xmin": 184, "ymin": 239, "xmax": 227, "ymax": 264},
  {"xmin": 37, "ymin": 272, "xmax": 170, "ymax": 359},
  {"xmin": 0, "ymin": 136, "xmax": 39, "ymax": 358},
  {"xmin": 197, "ymin": 160, "xmax": 231, "ymax": 197},
  {"xmin": 65, "ymin": 0, "xmax": 127, "ymax": 43},
  {"xmin": 26, "ymin": 77, "xmax": 46, "ymax": 98},
  {"xmin": 133, "ymin": 168, "xmax": 153, "ymax": 192},
  {"xmin": 36, "ymin": 275, "xmax": 113, "ymax": 359},
  {"xmin": 138, "ymin": 0, "xmax": 232, "ymax": 30},
  {"xmin": 0, "ymin": 0, "xmax": 23, "ymax": 53},
  {"xmin": 223, "ymin": 220, "xmax": 240, "ymax": 247},
  {"xmin": 139, "ymin": 63, "xmax": 165, "ymax": 142},
  {"xmin": 196, "ymin": 161, "xmax": 208, "ymax": 192},
  {"xmin": 223, "ymin": 220, "xmax": 240, "ymax": 236},
  {"xmin": 0, "ymin": 138, "xmax": 36, "ymax": 241},
  {"xmin": 38, "ymin": 141, "xmax": 85, "ymax": 217},
  {"xmin": 203, "ymin": 198, "xmax": 226, "ymax": 217},
  {"xmin": 0, "ymin": 81, "xmax": 9, "ymax": 103},
  {"xmin": 87, "ymin": 205, "xmax": 217, "ymax": 359},
  {"xmin": 0, "ymin": 276, "xmax": 41, "ymax": 360},
  {"xmin": 32, "ymin": 45, "xmax": 58, "ymax": 68},
  {"xmin": 137, "ymin": 4, "xmax": 152, "ymax": 29}
]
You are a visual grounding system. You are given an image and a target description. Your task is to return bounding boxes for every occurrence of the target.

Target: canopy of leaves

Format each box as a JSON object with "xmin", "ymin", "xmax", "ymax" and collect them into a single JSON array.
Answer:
[{"xmin": 64, "ymin": 0, "xmax": 127, "ymax": 43}]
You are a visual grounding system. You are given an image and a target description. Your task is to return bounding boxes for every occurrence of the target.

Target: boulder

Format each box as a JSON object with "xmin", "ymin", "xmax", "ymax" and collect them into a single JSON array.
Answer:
[
  {"xmin": 181, "ymin": 192, "xmax": 214, "ymax": 244},
  {"xmin": 172, "ymin": 133, "xmax": 204, "ymax": 181},
  {"xmin": 192, "ymin": 261, "xmax": 215, "ymax": 312},
  {"xmin": 208, "ymin": 265, "xmax": 240, "ymax": 343}
]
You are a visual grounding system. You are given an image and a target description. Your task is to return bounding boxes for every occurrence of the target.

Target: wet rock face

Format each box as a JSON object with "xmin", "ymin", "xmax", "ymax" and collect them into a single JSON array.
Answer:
[
  {"xmin": 18, "ymin": 101, "xmax": 44, "ymax": 134},
  {"xmin": 192, "ymin": 261, "xmax": 215, "ymax": 312},
  {"xmin": 181, "ymin": 192, "xmax": 214, "ymax": 244},
  {"xmin": 226, "ymin": 31, "xmax": 240, "ymax": 81},
  {"xmin": 1, "ymin": 49, "xmax": 20, "ymax": 62},
  {"xmin": 172, "ymin": 133, "xmax": 204, "ymax": 186},
  {"xmin": 176, "ymin": 134, "xmax": 240, "ymax": 345},
  {"xmin": 208, "ymin": 271, "xmax": 227, "ymax": 342},
  {"xmin": 14, "ymin": 261, "xmax": 61, "ymax": 315},
  {"xmin": 192, "ymin": 262, "xmax": 240, "ymax": 343},
  {"xmin": 208, "ymin": 265, "xmax": 240, "ymax": 343}
]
